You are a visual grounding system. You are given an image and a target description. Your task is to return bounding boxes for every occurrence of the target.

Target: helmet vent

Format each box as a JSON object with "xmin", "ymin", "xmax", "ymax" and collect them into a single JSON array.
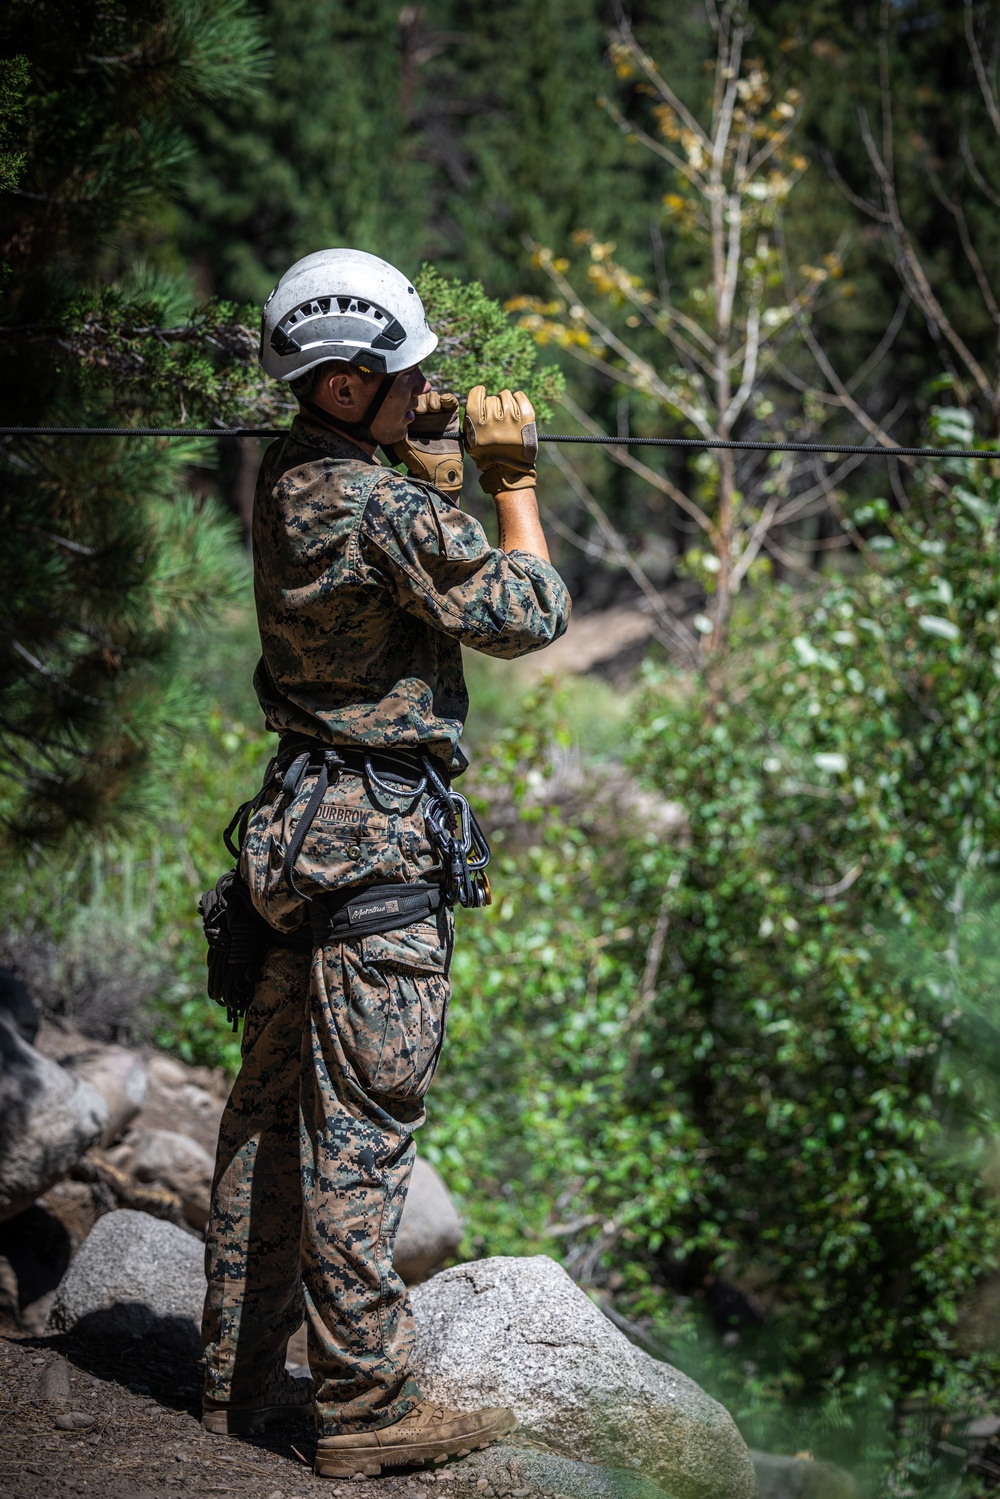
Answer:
[{"xmin": 371, "ymin": 317, "xmax": 406, "ymax": 350}]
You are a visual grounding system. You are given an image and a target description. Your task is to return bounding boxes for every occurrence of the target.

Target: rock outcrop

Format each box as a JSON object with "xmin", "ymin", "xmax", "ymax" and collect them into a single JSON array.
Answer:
[
  {"xmin": 46, "ymin": 1207, "xmax": 204, "ymax": 1342},
  {"xmin": 109, "ymin": 1128, "xmax": 215, "ymax": 1231},
  {"xmin": 751, "ymin": 1451, "xmax": 859, "ymax": 1499},
  {"xmin": 63, "ymin": 1045, "xmax": 148, "ymax": 1147},
  {"xmin": 0, "ymin": 968, "xmax": 39, "ymax": 1044},
  {"xmin": 456, "ymin": 1439, "xmax": 679, "ymax": 1499},
  {"xmin": 410, "ymin": 1254, "xmax": 757, "ymax": 1499},
  {"xmin": 0, "ymin": 1019, "xmax": 109, "ymax": 1222},
  {"xmin": 139, "ymin": 1053, "xmax": 227, "ymax": 1158}
]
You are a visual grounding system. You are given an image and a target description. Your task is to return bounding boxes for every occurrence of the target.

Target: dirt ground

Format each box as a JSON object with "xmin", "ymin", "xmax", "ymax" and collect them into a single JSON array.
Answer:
[{"xmin": 0, "ymin": 1329, "xmax": 544, "ymax": 1499}]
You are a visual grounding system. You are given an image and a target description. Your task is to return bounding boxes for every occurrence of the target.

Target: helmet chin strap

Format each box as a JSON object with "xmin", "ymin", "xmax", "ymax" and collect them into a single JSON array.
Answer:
[{"xmin": 298, "ymin": 370, "xmax": 398, "ymax": 447}]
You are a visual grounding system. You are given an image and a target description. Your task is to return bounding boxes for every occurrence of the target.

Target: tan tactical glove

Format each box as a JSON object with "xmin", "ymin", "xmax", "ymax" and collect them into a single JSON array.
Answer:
[
  {"xmin": 463, "ymin": 386, "xmax": 538, "ymax": 496},
  {"xmin": 382, "ymin": 390, "xmax": 463, "ymax": 497}
]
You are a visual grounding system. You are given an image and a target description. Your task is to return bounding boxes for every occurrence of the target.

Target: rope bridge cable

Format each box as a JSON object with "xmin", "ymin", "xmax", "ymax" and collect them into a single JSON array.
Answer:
[{"xmin": 0, "ymin": 425, "xmax": 997, "ymax": 461}]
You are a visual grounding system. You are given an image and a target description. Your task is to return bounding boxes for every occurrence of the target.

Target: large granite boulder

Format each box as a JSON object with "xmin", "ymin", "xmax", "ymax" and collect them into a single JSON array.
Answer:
[
  {"xmin": 454, "ymin": 1439, "xmax": 680, "ymax": 1499},
  {"xmin": 395, "ymin": 1156, "xmax": 462, "ymax": 1283},
  {"xmin": 64, "ymin": 1045, "xmax": 148, "ymax": 1147},
  {"xmin": 46, "ymin": 1207, "xmax": 204, "ymax": 1343},
  {"xmin": 117, "ymin": 1128, "xmax": 215, "ymax": 1231},
  {"xmin": 751, "ymin": 1452, "xmax": 859, "ymax": 1499},
  {"xmin": 0, "ymin": 1018, "xmax": 109, "ymax": 1222},
  {"xmin": 410, "ymin": 1255, "xmax": 757, "ymax": 1499}
]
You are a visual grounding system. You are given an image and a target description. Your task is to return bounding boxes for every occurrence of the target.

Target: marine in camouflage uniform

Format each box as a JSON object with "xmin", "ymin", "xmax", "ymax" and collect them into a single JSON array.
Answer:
[{"xmin": 201, "ymin": 400, "xmax": 570, "ymax": 1449}]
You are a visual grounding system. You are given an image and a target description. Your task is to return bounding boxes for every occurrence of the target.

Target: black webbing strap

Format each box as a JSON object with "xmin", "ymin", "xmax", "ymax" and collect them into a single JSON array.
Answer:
[
  {"xmin": 310, "ymin": 881, "xmax": 443, "ymax": 944},
  {"xmin": 282, "ymin": 748, "xmax": 343, "ymax": 900}
]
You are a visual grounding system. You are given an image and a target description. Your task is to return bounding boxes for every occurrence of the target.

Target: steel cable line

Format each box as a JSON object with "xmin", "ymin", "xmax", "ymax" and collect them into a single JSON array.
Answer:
[{"xmin": 0, "ymin": 425, "xmax": 997, "ymax": 461}]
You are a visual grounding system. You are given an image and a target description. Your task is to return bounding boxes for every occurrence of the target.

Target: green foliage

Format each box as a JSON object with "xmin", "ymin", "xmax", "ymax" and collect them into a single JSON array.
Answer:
[
  {"xmin": 0, "ymin": 0, "xmax": 267, "ymax": 846},
  {"xmin": 0, "ymin": 478, "xmax": 248, "ymax": 843},
  {"xmin": 54, "ymin": 273, "xmax": 277, "ymax": 427},
  {"xmin": 0, "ymin": 55, "xmax": 28, "ymax": 197},
  {"xmin": 0, "ymin": 636, "xmax": 272, "ymax": 1067},
  {"xmin": 411, "ymin": 411, "xmax": 1000, "ymax": 1480},
  {"xmin": 417, "ymin": 265, "xmax": 564, "ymax": 420},
  {"xmin": 177, "ymin": 0, "xmax": 434, "ymax": 304},
  {"xmin": 7, "ymin": 2, "xmax": 1000, "ymax": 1489},
  {"xmin": 175, "ymin": 0, "xmax": 654, "ymax": 306},
  {"xmin": 2, "ymin": 0, "xmax": 267, "ymax": 262},
  {"xmin": 422, "ymin": 0, "xmax": 665, "ymax": 301}
]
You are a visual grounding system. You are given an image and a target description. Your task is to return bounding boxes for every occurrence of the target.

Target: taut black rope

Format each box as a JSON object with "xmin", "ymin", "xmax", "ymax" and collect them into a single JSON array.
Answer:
[{"xmin": 0, "ymin": 425, "xmax": 995, "ymax": 461}]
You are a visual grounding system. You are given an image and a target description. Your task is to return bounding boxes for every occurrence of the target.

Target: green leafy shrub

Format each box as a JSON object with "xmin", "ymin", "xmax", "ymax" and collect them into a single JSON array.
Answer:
[
  {"xmin": 419, "ymin": 410, "xmax": 1000, "ymax": 1481},
  {"xmin": 417, "ymin": 264, "xmax": 564, "ymax": 420}
]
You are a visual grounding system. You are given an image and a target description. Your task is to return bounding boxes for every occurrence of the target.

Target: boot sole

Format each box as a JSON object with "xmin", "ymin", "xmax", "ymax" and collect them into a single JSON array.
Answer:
[
  {"xmin": 315, "ymin": 1417, "xmax": 515, "ymax": 1478},
  {"xmin": 202, "ymin": 1402, "xmax": 311, "ymax": 1436}
]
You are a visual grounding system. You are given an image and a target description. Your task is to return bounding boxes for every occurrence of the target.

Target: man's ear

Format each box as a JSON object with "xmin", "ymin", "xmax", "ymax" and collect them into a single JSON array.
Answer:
[{"xmin": 318, "ymin": 370, "xmax": 357, "ymax": 411}]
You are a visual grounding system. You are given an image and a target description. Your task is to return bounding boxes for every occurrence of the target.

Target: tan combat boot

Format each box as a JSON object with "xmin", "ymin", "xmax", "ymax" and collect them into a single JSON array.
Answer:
[
  {"xmin": 202, "ymin": 1368, "xmax": 313, "ymax": 1436},
  {"xmin": 314, "ymin": 1399, "xmax": 516, "ymax": 1478}
]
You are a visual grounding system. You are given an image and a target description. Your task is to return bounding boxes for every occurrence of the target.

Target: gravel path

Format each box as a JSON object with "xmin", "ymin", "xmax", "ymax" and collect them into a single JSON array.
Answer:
[
  {"xmin": 0, "ymin": 1331, "xmax": 501, "ymax": 1499},
  {"xmin": 0, "ymin": 1331, "xmax": 596, "ymax": 1499}
]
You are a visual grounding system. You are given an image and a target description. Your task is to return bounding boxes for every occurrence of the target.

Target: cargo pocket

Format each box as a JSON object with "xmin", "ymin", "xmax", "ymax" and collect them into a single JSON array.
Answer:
[{"xmin": 338, "ymin": 916, "xmax": 453, "ymax": 1105}]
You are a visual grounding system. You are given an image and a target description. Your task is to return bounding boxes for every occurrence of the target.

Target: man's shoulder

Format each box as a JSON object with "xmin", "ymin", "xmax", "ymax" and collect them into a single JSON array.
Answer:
[
  {"xmin": 363, "ymin": 468, "xmax": 445, "ymax": 515},
  {"xmin": 258, "ymin": 433, "xmax": 382, "ymax": 510},
  {"xmin": 362, "ymin": 470, "xmax": 477, "ymax": 557}
]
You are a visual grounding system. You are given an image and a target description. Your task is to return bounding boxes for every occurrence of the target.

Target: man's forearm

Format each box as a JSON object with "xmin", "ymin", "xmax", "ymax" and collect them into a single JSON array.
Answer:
[{"xmin": 494, "ymin": 487, "xmax": 550, "ymax": 562}]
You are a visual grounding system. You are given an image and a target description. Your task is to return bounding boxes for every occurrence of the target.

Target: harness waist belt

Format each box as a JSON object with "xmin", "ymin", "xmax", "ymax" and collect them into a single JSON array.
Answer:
[
  {"xmin": 275, "ymin": 733, "xmax": 455, "ymax": 787},
  {"xmin": 310, "ymin": 881, "xmax": 443, "ymax": 944}
]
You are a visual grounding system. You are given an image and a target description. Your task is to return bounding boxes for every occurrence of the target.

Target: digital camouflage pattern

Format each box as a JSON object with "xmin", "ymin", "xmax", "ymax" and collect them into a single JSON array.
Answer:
[
  {"xmin": 203, "ymin": 836, "xmax": 453, "ymax": 1433},
  {"xmin": 204, "ymin": 411, "xmax": 569, "ymax": 1433},
  {"xmin": 252, "ymin": 415, "xmax": 571, "ymax": 768},
  {"xmin": 239, "ymin": 758, "xmax": 440, "ymax": 933}
]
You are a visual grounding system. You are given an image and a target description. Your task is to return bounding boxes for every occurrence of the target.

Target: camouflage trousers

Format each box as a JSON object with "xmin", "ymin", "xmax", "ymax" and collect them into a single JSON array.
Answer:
[{"xmin": 202, "ymin": 764, "xmax": 453, "ymax": 1435}]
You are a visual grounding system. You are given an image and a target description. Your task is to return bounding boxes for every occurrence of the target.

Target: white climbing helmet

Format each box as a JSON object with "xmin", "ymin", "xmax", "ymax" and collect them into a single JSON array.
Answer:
[{"xmin": 259, "ymin": 248, "xmax": 438, "ymax": 381}]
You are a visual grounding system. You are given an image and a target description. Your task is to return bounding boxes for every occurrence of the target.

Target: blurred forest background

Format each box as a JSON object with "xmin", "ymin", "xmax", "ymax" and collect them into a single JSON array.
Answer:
[{"xmin": 4, "ymin": 0, "xmax": 1000, "ymax": 1491}]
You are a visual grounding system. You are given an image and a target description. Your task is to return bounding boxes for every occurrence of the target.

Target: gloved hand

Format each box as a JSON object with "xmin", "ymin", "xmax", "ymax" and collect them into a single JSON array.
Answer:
[
  {"xmin": 382, "ymin": 390, "xmax": 463, "ymax": 497},
  {"xmin": 463, "ymin": 386, "xmax": 538, "ymax": 496}
]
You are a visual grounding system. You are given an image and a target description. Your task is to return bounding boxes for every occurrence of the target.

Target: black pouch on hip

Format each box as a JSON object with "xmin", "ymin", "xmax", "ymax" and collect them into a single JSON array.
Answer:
[{"xmin": 199, "ymin": 869, "xmax": 309, "ymax": 1030}]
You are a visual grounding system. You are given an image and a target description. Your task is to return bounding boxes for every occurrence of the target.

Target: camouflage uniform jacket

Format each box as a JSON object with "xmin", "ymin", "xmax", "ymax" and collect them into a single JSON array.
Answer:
[{"xmin": 252, "ymin": 415, "xmax": 571, "ymax": 769}]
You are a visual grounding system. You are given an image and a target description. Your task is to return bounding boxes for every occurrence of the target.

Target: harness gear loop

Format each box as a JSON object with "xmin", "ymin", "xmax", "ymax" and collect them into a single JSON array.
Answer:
[
  {"xmin": 199, "ymin": 739, "xmax": 492, "ymax": 1030},
  {"xmin": 363, "ymin": 752, "xmax": 428, "ymax": 813}
]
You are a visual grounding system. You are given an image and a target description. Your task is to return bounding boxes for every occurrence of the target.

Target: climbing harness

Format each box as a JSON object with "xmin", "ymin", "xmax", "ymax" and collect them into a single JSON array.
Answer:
[{"xmin": 199, "ymin": 738, "xmax": 492, "ymax": 1028}]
